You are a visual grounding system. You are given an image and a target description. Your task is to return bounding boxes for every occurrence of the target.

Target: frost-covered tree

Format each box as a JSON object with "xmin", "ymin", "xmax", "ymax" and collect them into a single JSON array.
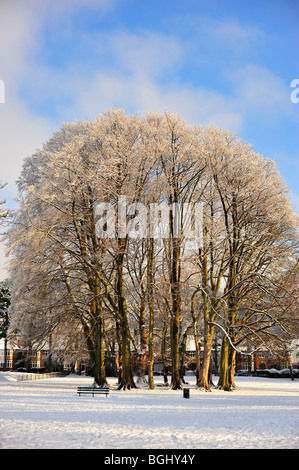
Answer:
[
  {"xmin": 0, "ymin": 183, "xmax": 9, "ymax": 225},
  {"xmin": 202, "ymin": 130, "xmax": 299, "ymax": 390},
  {"xmin": 6, "ymin": 110, "xmax": 299, "ymax": 392},
  {"xmin": 8, "ymin": 120, "xmax": 110, "ymax": 385}
]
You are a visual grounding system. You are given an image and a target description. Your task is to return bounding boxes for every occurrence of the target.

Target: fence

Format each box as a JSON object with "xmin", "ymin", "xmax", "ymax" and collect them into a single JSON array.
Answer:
[{"xmin": 16, "ymin": 372, "xmax": 69, "ymax": 381}]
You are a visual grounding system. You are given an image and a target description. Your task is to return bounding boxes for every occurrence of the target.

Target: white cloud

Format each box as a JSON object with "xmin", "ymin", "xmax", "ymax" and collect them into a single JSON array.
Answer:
[
  {"xmin": 0, "ymin": 2, "xmax": 41, "ymax": 74},
  {"xmin": 230, "ymin": 65, "xmax": 293, "ymax": 117},
  {"xmin": 76, "ymin": 66, "xmax": 243, "ymax": 131},
  {"xmin": 110, "ymin": 30, "xmax": 183, "ymax": 79},
  {"xmin": 212, "ymin": 19, "xmax": 263, "ymax": 53},
  {"xmin": 0, "ymin": 98, "xmax": 53, "ymax": 191},
  {"xmin": 0, "ymin": 2, "xmax": 52, "ymax": 189},
  {"xmin": 72, "ymin": 28, "xmax": 243, "ymax": 129}
]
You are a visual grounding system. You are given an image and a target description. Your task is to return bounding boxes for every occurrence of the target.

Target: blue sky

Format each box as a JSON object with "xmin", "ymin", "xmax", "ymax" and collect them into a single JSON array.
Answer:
[{"xmin": 0, "ymin": 0, "xmax": 298, "ymax": 277}]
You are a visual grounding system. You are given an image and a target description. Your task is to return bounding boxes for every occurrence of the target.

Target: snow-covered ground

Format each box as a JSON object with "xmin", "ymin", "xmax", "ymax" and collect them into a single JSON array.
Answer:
[{"xmin": 0, "ymin": 372, "xmax": 298, "ymax": 449}]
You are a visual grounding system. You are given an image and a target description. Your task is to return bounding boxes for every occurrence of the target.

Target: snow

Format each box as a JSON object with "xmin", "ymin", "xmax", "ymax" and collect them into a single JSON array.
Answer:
[{"xmin": 0, "ymin": 372, "xmax": 298, "ymax": 449}]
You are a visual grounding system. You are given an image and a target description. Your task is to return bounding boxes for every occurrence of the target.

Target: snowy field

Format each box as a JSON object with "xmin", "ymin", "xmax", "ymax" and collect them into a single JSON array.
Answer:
[{"xmin": 0, "ymin": 372, "xmax": 298, "ymax": 449}]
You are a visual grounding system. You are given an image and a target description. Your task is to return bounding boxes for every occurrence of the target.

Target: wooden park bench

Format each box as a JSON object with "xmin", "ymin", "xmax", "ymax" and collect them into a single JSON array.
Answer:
[{"xmin": 77, "ymin": 386, "xmax": 110, "ymax": 397}]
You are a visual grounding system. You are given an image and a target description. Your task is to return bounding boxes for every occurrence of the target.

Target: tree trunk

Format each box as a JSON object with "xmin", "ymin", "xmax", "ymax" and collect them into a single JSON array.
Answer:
[
  {"xmin": 116, "ymin": 239, "xmax": 136, "ymax": 390},
  {"xmin": 147, "ymin": 237, "xmax": 155, "ymax": 389},
  {"xmin": 179, "ymin": 324, "xmax": 193, "ymax": 382},
  {"xmin": 137, "ymin": 287, "xmax": 148, "ymax": 383},
  {"xmin": 93, "ymin": 315, "xmax": 106, "ymax": 386},
  {"xmin": 218, "ymin": 335, "xmax": 231, "ymax": 391},
  {"xmin": 197, "ymin": 239, "xmax": 215, "ymax": 390},
  {"xmin": 170, "ymin": 312, "xmax": 181, "ymax": 389},
  {"xmin": 191, "ymin": 287, "xmax": 202, "ymax": 384},
  {"xmin": 161, "ymin": 324, "xmax": 169, "ymax": 385},
  {"xmin": 170, "ymin": 238, "xmax": 182, "ymax": 390},
  {"xmin": 115, "ymin": 318, "xmax": 122, "ymax": 384},
  {"xmin": 88, "ymin": 272, "xmax": 107, "ymax": 387},
  {"xmin": 197, "ymin": 321, "xmax": 214, "ymax": 390},
  {"xmin": 3, "ymin": 337, "xmax": 7, "ymax": 372},
  {"xmin": 228, "ymin": 346, "xmax": 236, "ymax": 389}
]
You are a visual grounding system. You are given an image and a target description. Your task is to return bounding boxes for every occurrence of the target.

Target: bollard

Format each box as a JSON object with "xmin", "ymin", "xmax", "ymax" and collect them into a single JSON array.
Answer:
[{"xmin": 183, "ymin": 388, "xmax": 190, "ymax": 399}]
